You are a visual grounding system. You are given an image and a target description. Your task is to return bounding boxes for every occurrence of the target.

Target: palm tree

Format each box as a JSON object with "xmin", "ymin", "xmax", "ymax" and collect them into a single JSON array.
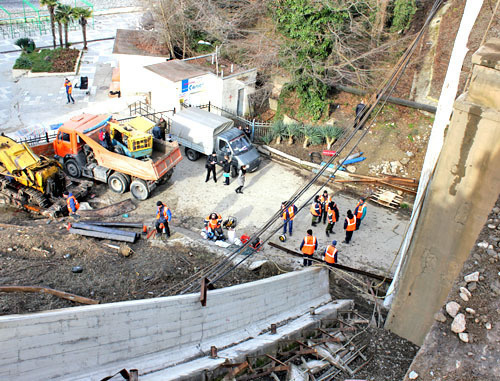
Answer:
[
  {"xmin": 54, "ymin": 10, "xmax": 64, "ymax": 47},
  {"xmin": 284, "ymin": 123, "xmax": 302, "ymax": 145},
  {"xmin": 73, "ymin": 7, "xmax": 92, "ymax": 50},
  {"xmin": 40, "ymin": 0, "xmax": 59, "ymax": 49},
  {"xmin": 321, "ymin": 125, "xmax": 344, "ymax": 149},
  {"xmin": 302, "ymin": 125, "xmax": 323, "ymax": 149},
  {"xmin": 55, "ymin": 4, "xmax": 75, "ymax": 48},
  {"xmin": 271, "ymin": 120, "xmax": 286, "ymax": 145}
]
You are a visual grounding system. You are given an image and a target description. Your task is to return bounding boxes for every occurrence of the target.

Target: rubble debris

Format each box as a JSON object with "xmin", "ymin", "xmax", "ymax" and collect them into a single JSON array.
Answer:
[
  {"xmin": 464, "ymin": 272, "xmax": 480, "ymax": 282},
  {"xmin": 446, "ymin": 301, "xmax": 460, "ymax": 318},
  {"xmin": 451, "ymin": 313, "xmax": 466, "ymax": 333}
]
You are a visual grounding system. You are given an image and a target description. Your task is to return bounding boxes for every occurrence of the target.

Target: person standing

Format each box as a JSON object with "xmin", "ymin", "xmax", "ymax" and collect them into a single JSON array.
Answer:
[
  {"xmin": 300, "ymin": 229, "xmax": 318, "ymax": 267},
  {"xmin": 205, "ymin": 152, "xmax": 218, "ymax": 183},
  {"xmin": 63, "ymin": 191, "xmax": 79, "ymax": 216},
  {"xmin": 99, "ymin": 128, "xmax": 113, "ymax": 151},
  {"xmin": 64, "ymin": 78, "xmax": 75, "ymax": 104},
  {"xmin": 155, "ymin": 201, "xmax": 172, "ymax": 238},
  {"xmin": 354, "ymin": 99, "xmax": 365, "ymax": 127},
  {"xmin": 157, "ymin": 117, "xmax": 167, "ymax": 140},
  {"xmin": 325, "ymin": 200, "xmax": 339, "ymax": 237},
  {"xmin": 281, "ymin": 201, "xmax": 298, "ymax": 236},
  {"xmin": 319, "ymin": 190, "xmax": 331, "ymax": 224},
  {"xmin": 354, "ymin": 197, "xmax": 367, "ymax": 230},
  {"xmin": 310, "ymin": 195, "xmax": 322, "ymax": 226},
  {"xmin": 222, "ymin": 155, "xmax": 231, "ymax": 186},
  {"xmin": 343, "ymin": 210, "xmax": 357, "ymax": 244},
  {"xmin": 324, "ymin": 240, "xmax": 338, "ymax": 266},
  {"xmin": 235, "ymin": 165, "xmax": 246, "ymax": 194}
]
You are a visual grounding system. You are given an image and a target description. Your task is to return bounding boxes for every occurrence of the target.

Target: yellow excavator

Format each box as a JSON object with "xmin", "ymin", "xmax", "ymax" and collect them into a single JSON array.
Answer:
[{"xmin": 0, "ymin": 134, "xmax": 91, "ymax": 216}]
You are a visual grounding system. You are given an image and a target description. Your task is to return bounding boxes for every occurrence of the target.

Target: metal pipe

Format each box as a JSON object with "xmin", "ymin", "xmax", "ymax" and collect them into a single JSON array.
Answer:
[
  {"xmin": 84, "ymin": 221, "xmax": 144, "ymax": 229},
  {"xmin": 69, "ymin": 228, "xmax": 136, "ymax": 243},
  {"xmin": 334, "ymin": 84, "xmax": 437, "ymax": 114},
  {"xmin": 71, "ymin": 223, "xmax": 137, "ymax": 240}
]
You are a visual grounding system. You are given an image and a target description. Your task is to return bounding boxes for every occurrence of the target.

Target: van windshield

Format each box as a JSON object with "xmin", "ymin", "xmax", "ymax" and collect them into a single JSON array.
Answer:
[{"xmin": 229, "ymin": 135, "xmax": 251, "ymax": 155}]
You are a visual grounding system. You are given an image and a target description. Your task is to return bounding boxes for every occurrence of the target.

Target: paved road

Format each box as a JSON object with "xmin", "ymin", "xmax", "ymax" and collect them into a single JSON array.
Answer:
[
  {"xmin": 0, "ymin": 11, "xmax": 141, "ymax": 134},
  {"xmin": 98, "ymin": 155, "xmax": 408, "ymax": 278}
]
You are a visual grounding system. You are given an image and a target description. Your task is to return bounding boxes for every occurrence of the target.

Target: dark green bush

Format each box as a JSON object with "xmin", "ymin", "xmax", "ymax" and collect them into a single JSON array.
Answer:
[
  {"xmin": 15, "ymin": 38, "xmax": 36, "ymax": 53},
  {"xmin": 13, "ymin": 55, "xmax": 32, "ymax": 69}
]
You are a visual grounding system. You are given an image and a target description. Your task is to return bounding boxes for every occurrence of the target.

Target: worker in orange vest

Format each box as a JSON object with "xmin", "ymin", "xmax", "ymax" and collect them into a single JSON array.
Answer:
[
  {"xmin": 324, "ymin": 240, "xmax": 338, "ymax": 266},
  {"xmin": 325, "ymin": 200, "xmax": 339, "ymax": 237},
  {"xmin": 319, "ymin": 190, "xmax": 331, "ymax": 224},
  {"xmin": 343, "ymin": 210, "xmax": 357, "ymax": 244},
  {"xmin": 204, "ymin": 212, "xmax": 225, "ymax": 240},
  {"xmin": 354, "ymin": 197, "xmax": 367, "ymax": 230},
  {"xmin": 310, "ymin": 195, "xmax": 322, "ymax": 226},
  {"xmin": 300, "ymin": 229, "xmax": 318, "ymax": 267},
  {"xmin": 155, "ymin": 201, "xmax": 172, "ymax": 238},
  {"xmin": 64, "ymin": 78, "xmax": 75, "ymax": 104},
  {"xmin": 63, "ymin": 191, "xmax": 79, "ymax": 217},
  {"xmin": 281, "ymin": 201, "xmax": 298, "ymax": 236}
]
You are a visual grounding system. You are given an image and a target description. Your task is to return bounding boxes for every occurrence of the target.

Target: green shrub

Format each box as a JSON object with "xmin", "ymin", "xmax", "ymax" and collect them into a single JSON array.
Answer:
[
  {"xmin": 15, "ymin": 38, "xmax": 36, "ymax": 53},
  {"xmin": 13, "ymin": 55, "xmax": 32, "ymax": 69},
  {"xmin": 391, "ymin": 0, "xmax": 417, "ymax": 32}
]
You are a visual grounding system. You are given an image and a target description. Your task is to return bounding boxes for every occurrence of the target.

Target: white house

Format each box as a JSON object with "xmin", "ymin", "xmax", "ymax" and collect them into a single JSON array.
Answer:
[
  {"xmin": 112, "ymin": 29, "xmax": 170, "ymax": 97},
  {"xmin": 112, "ymin": 29, "xmax": 257, "ymax": 116},
  {"xmin": 144, "ymin": 55, "xmax": 257, "ymax": 116}
]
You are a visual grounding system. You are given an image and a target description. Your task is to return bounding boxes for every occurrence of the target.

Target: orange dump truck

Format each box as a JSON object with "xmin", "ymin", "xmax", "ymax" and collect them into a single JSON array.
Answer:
[{"xmin": 33, "ymin": 114, "xmax": 182, "ymax": 200}]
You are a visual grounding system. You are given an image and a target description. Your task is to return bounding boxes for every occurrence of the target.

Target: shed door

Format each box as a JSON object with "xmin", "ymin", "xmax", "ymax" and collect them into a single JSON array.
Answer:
[{"xmin": 237, "ymin": 88, "xmax": 244, "ymax": 116}]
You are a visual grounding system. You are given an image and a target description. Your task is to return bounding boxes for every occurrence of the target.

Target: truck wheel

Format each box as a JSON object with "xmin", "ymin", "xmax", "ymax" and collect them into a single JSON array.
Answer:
[
  {"xmin": 185, "ymin": 148, "xmax": 199, "ymax": 161},
  {"xmin": 130, "ymin": 179, "xmax": 150, "ymax": 201},
  {"xmin": 108, "ymin": 173, "xmax": 129, "ymax": 194},
  {"xmin": 231, "ymin": 165, "xmax": 238, "ymax": 178},
  {"xmin": 64, "ymin": 159, "xmax": 81, "ymax": 178},
  {"xmin": 159, "ymin": 169, "xmax": 174, "ymax": 185}
]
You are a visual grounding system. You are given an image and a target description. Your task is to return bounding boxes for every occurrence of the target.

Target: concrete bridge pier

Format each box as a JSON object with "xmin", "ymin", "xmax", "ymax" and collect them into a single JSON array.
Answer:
[{"xmin": 385, "ymin": 39, "xmax": 500, "ymax": 345}]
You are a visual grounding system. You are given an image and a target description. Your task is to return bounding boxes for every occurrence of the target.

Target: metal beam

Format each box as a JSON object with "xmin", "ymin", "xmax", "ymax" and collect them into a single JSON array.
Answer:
[{"xmin": 69, "ymin": 228, "xmax": 136, "ymax": 243}]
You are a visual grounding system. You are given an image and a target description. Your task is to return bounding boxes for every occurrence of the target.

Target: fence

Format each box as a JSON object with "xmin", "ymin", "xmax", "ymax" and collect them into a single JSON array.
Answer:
[{"xmin": 0, "ymin": 0, "xmax": 94, "ymax": 40}]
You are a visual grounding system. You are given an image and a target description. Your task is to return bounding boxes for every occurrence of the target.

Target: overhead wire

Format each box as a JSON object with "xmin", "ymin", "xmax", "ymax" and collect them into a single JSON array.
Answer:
[{"xmin": 176, "ymin": 0, "xmax": 445, "ymax": 295}]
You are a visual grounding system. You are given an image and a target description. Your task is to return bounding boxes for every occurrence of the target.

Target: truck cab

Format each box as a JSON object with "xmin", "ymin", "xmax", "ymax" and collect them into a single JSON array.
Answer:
[{"xmin": 216, "ymin": 129, "xmax": 260, "ymax": 173}]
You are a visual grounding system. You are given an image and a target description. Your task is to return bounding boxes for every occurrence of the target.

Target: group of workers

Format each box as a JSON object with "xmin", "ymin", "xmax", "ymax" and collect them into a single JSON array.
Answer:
[{"xmin": 281, "ymin": 191, "xmax": 367, "ymax": 266}]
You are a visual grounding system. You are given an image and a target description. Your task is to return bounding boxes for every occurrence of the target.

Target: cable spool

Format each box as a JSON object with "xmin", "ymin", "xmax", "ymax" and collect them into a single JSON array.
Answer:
[{"xmin": 279, "ymin": 234, "xmax": 286, "ymax": 242}]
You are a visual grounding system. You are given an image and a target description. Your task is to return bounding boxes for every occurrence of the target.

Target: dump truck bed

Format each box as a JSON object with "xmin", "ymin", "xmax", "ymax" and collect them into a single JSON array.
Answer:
[{"xmin": 78, "ymin": 131, "xmax": 181, "ymax": 181}]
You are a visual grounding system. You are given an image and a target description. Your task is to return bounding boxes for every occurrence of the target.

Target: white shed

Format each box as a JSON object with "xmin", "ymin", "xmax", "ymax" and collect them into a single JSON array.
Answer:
[
  {"xmin": 144, "ymin": 55, "xmax": 257, "ymax": 116},
  {"xmin": 112, "ymin": 29, "xmax": 170, "ymax": 96}
]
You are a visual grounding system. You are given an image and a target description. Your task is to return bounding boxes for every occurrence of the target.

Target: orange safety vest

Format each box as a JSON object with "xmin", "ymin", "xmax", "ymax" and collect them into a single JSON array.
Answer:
[
  {"xmin": 324, "ymin": 245, "xmax": 337, "ymax": 264},
  {"xmin": 282, "ymin": 206, "xmax": 295, "ymax": 221},
  {"xmin": 206, "ymin": 214, "xmax": 222, "ymax": 230},
  {"xmin": 327, "ymin": 205, "xmax": 337, "ymax": 223},
  {"xmin": 320, "ymin": 194, "xmax": 331, "ymax": 204},
  {"xmin": 65, "ymin": 80, "xmax": 72, "ymax": 94},
  {"xmin": 66, "ymin": 195, "xmax": 79, "ymax": 213},
  {"xmin": 156, "ymin": 206, "xmax": 170, "ymax": 221},
  {"xmin": 302, "ymin": 235, "xmax": 316, "ymax": 255},
  {"xmin": 310, "ymin": 202, "xmax": 321, "ymax": 216},
  {"xmin": 346, "ymin": 216, "xmax": 357, "ymax": 231},
  {"xmin": 355, "ymin": 201, "xmax": 366, "ymax": 219}
]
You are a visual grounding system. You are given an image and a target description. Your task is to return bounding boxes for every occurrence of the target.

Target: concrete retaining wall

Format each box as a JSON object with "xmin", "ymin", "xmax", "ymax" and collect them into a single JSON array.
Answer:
[{"xmin": 0, "ymin": 268, "xmax": 330, "ymax": 381}]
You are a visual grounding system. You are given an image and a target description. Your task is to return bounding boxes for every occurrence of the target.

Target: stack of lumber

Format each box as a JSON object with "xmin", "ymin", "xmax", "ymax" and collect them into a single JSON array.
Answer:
[{"xmin": 332, "ymin": 173, "xmax": 418, "ymax": 194}]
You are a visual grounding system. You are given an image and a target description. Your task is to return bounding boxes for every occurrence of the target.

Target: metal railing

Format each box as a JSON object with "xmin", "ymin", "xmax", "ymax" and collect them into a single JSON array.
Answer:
[
  {"xmin": 15, "ymin": 130, "xmax": 58, "ymax": 146},
  {"xmin": 127, "ymin": 101, "xmax": 175, "ymax": 124}
]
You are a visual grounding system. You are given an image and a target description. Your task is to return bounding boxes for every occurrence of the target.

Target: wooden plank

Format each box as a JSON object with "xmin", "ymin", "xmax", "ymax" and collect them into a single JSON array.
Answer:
[{"xmin": 0, "ymin": 286, "xmax": 99, "ymax": 305}]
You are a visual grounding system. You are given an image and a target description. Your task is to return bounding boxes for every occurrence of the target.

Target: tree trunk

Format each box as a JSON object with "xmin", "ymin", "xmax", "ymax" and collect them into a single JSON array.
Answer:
[
  {"xmin": 303, "ymin": 137, "xmax": 309, "ymax": 149},
  {"xmin": 64, "ymin": 23, "xmax": 69, "ymax": 48},
  {"xmin": 288, "ymin": 136, "xmax": 294, "ymax": 145},
  {"xmin": 58, "ymin": 22, "xmax": 63, "ymax": 47},
  {"xmin": 373, "ymin": 0, "xmax": 389, "ymax": 44},
  {"xmin": 49, "ymin": 7, "xmax": 56, "ymax": 48},
  {"xmin": 275, "ymin": 136, "xmax": 281, "ymax": 145},
  {"xmin": 82, "ymin": 19, "xmax": 88, "ymax": 50}
]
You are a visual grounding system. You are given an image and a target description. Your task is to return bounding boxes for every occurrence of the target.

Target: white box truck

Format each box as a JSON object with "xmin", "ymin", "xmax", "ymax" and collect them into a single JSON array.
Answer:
[{"xmin": 169, "ymin": 108, "xmax": 261, "ymax": 176}]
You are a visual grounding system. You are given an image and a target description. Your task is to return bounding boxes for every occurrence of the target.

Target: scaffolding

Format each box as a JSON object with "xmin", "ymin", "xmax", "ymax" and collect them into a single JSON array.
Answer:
[{"xmin": 0, "ymin": 0, "xmax": 94, "ymax": 40}]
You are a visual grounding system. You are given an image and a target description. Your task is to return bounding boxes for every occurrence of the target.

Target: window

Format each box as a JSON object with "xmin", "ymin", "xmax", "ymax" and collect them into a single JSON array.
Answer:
[{"xmin": 61, "ymin": 133, "xmax": 70, "ymax": 142}]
